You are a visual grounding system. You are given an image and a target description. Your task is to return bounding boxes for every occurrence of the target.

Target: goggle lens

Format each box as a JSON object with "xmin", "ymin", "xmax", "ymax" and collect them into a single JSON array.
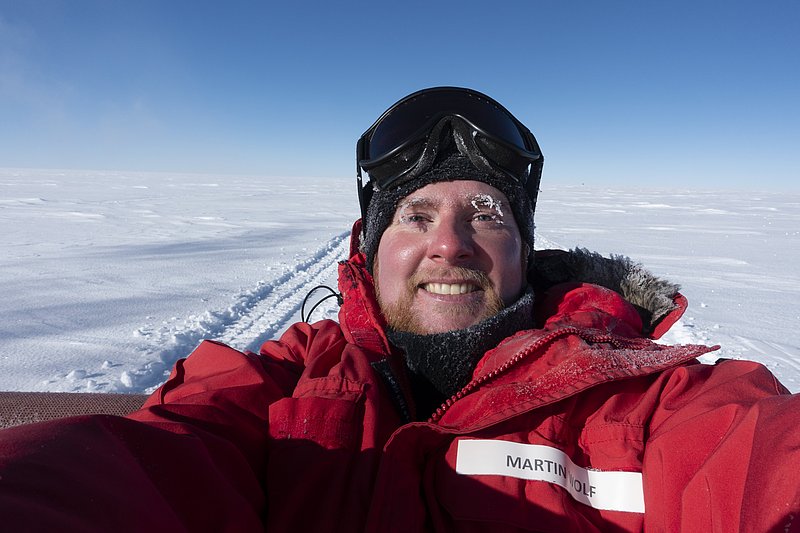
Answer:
[
  {"xmin": 363, "ymin": 88, "xmax": 532, "ymax": 163},
  {"xmin": 355, "ymin": 87, "xmax": 544, "ymax": 224}
]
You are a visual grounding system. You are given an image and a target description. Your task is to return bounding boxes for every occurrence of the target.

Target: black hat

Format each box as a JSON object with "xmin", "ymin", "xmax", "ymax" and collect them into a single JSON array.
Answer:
[
  {"xmin": 356, "ymin": 87, "xmax": 543, "ymax": 273},
  {"xmin": 360, "ymin": 144, "xmax": 536, "ymax": 273}
]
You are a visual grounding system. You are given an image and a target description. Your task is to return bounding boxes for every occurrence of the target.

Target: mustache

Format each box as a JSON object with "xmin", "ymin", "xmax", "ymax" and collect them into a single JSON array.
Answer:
[
  {"xmin": 407, "ymin": 266, "xmax": 493, "ymax": 291},
  {"xmin": 375, "ymin": 263, "xmax": 505, "ymax": 334}
]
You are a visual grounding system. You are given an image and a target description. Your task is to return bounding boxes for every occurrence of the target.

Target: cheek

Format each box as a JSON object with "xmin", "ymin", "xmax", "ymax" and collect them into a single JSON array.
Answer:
[
  {"xmin": 375, "ymin": 232, "xmax": 424, "ymax": 302},
  {"xmin": 484, "ymin": 236, "xmax": 526, "ymax": 301}
]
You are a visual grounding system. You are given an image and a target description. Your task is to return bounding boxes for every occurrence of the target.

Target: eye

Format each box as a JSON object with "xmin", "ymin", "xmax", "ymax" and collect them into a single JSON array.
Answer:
[
  {"xmin": 471, "ymin": 211, "xmax": 504, "ymax": 225},
  {"xmin": 399, "ymin": 213, "xmax": 432, "ymax": 225},
  {"xmin": 469, "ymin": 194, "xmax": 506, "ymax": 225}
]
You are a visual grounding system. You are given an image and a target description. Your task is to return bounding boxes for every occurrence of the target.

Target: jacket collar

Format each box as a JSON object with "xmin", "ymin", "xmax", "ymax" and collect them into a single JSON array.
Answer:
[
  {"xmin": 336, "ymin": 221, "xmax": 714, "ymax": 428},
  {"xmin": 338, "ymin": 221, "xmax": 687, "ymax": 349},
  {"xmin": 531, "ymin": 248, "xmax": 686, "ymax": 339},
  {"xmin": 432, "ymin": 325, "xmax": 716, "ymax": 430},
  {"xmin": 336, "ymin": 220, "xmax": 391, "ymax": 358}
]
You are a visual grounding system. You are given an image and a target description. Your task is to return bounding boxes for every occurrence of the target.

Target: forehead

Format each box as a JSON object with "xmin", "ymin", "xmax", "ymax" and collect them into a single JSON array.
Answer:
[{"xmin": 396, "ymin": 180, "xmax": 510, "ymax": 210}]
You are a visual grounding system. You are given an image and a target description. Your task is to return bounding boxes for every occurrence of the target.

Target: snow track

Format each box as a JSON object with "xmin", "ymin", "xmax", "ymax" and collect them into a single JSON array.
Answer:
[
  {"xmin": 113, "ymin": 231, "xmax": 350, "ymax": 393},
  {"xmin": 115, "ymin": 231, "xmax": 566, "ymax": 393},
  {"xmin": 58, "ymin": 229, "xmax": 798, "ymax": 394},
  {"xmin": 8, "ymin": 174, "xmax": 797, "ymax": 394},
  {"xmin": 213, "ymin": 231, "xmax": 349, "ymax": 351}
]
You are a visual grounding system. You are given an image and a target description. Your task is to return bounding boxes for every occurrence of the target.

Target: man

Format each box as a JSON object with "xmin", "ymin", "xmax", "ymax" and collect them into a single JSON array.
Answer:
[{"xmin": 1, "ymin": 87, "xmax": 798, "ymax": 531}]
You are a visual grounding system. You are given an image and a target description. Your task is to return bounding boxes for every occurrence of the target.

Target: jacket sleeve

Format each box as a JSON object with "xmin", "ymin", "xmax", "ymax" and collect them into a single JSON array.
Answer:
[
  {"xmin": 0, "ymin": 321, "xmax": 341, "ymax": 531},
  {"xmin": 643, "ymin": 359, "xmax": 800, "ymax": 532}
]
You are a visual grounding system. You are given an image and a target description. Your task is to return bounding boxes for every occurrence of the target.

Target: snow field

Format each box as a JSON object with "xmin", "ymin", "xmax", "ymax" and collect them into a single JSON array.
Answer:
[{"xmin": 1, "ymin": 170, "xmax": 798, "ymax": 393}]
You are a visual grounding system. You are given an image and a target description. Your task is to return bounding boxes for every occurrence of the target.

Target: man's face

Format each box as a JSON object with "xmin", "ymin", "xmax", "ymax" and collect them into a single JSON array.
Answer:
[{"xmin": 374, "ymin": 180, "xmax": 526, "ymax": 334}]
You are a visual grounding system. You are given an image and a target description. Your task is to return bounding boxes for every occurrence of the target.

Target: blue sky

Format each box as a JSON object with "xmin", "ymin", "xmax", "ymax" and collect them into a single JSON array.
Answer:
[{"xmin": 1, "ymin": 0, "xmax": 798, "ymax": 189}]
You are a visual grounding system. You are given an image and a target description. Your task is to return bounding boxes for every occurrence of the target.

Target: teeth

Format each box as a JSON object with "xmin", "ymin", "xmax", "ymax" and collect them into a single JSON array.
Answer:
[{"xmin": 423, "ymin": 283, "xmax": 476, "ymax": 295}]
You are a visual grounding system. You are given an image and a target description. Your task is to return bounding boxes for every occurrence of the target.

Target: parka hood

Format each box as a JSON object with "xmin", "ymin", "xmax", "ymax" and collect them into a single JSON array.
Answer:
[
  {"xmin": 341, "ymin": 220, "xmax": 686, "ymax": 345},
  {"xmin": 531, "ymin": 248, "xmax": 685, "ymax": 339}
]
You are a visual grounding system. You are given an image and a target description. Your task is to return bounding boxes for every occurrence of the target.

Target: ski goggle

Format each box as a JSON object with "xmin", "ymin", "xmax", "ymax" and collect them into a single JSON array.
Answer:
[{"xmin": 356, "ymin": 86, "xmax": 543, "ymax": 221}]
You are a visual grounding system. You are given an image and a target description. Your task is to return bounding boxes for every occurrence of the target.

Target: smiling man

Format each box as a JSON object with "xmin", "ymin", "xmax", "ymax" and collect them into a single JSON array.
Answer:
[
  {"xmin": 1, "ymin": 87, "xmax": 799, "ymax": 532},
  {"xmin": 374, "ymin": 181, "xmax": 525, "ymax": 334}
]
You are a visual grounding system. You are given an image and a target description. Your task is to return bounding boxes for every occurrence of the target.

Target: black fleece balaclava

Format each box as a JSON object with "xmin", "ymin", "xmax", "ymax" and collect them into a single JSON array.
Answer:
[{"xmin": 387, "ymin": 288, "xmax": 535, "ymax": 417}]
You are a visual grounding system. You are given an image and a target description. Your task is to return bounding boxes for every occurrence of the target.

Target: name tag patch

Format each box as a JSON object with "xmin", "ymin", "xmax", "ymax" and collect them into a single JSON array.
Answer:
[{"xmin": 455, "ymin": 439, "xmax": 645, "ymax": 513}]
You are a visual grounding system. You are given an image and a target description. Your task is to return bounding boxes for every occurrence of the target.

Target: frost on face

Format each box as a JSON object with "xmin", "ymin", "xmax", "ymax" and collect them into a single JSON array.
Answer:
[
  {"xmin": 470, "ymin": 193, "xmax": 505, "ymax": 222},
  {"xmin": 395, "ymin": 197, "xmax": 430, "ymax": 223},
  {"xmin": 394, "ymin": 194, "xmax": 507, "ymax": 225}
]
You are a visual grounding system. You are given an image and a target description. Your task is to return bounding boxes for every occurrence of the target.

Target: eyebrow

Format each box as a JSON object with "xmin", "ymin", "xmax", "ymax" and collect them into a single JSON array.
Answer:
[
  {"xmin": 397, "ymin": 193, "xmax": 506, "ymax": 213},
  {"xmin": 396, "ymin": 197, "xmax": 439, "ymax": 211},
  {"xmin": 470, "ymin": 193, "xmax": 505, "ymax": 216}
]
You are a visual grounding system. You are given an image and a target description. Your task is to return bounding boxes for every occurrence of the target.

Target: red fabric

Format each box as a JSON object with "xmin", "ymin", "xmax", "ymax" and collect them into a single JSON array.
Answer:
[
  {"xmin": 537, "ymin": 281, "xmax": 646, "ymax": 337},
  {"xmin": 1, "ymin": 235, "xmax": 798, "ymax": 531}
]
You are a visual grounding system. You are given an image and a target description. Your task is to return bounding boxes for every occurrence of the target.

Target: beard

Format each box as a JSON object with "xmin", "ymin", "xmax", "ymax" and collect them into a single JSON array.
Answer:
[{"xmin": 374, "ymin": 263, "xmax": 505, "ymax": 335}]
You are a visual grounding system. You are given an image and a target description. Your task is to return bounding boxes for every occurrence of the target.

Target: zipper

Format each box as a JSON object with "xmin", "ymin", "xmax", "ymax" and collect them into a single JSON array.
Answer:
[{"xmin": 426, "ymin": 326, "xmax": 653, "ymax": 424}]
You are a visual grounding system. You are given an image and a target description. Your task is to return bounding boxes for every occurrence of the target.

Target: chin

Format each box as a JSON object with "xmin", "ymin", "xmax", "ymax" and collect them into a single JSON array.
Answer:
[
  {"xmin": 382, "ymin": 297, "xmax": 498, "ymax": 335},
  {"xmin": 418, "ymin": 316, "xmax": 483, "ymax": 335}
]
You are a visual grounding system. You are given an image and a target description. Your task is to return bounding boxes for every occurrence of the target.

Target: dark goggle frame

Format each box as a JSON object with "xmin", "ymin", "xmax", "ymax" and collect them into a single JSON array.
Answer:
[{"xmin": 356, "ymin": 86, "xmax": 543, "ymax": 222}]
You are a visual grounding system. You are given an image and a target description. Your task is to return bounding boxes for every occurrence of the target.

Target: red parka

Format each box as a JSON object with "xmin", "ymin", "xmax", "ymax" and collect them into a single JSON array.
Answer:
[{"xmin": 0, "ymin": 228, "xmax": 798, "ymax": 532}]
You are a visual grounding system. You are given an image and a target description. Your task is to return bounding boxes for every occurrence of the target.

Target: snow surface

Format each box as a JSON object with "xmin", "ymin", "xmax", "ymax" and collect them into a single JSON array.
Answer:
[{"xmin": 1, "ymin": 169, "xmax": 799, "ymax": 393}]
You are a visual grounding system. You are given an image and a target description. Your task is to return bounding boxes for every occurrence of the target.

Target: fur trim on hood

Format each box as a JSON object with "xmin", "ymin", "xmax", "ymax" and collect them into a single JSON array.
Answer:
[{"xmin": 532, "ymin": 248, "xmax": 682, "ymax": 337}]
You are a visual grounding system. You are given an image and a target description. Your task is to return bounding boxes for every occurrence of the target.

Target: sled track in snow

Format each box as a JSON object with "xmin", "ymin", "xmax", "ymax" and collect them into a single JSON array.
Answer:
[
  {"xmin": 214, "ymin": 232, "xmax": 351, "ymax": 351},
  {"xmin": 115, "ymin": 231, "xmax": 350, "ymax": 392},
  {"xmin": 113, "ymin": 230, "xmax": 558, "ymax": 393}
]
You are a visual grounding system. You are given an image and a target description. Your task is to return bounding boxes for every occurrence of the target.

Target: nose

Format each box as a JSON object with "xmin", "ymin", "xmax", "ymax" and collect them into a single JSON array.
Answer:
[{"xmin": 426, "ymin": 219, "xmax": 475, "ymax": 264}]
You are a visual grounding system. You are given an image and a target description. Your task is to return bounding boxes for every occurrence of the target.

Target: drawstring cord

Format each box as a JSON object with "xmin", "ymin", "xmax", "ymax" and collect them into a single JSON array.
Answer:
[{"xmin": 301, "ymin": 285, "xmax": 343, "ymax": 323}]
